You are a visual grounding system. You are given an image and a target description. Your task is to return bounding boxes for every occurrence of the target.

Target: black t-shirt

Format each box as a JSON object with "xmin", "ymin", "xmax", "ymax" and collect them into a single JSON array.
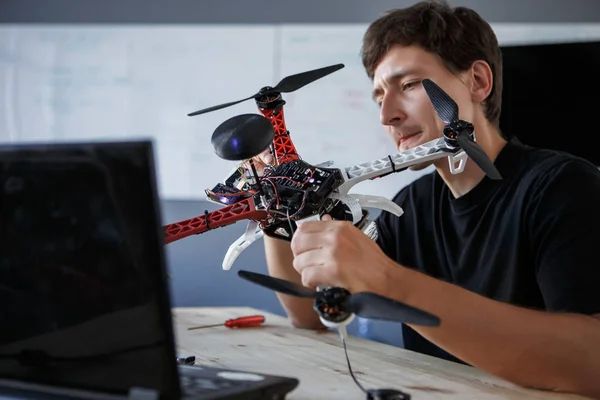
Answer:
[{"xmin": 375, "ymin": 138, "xmax": 600, "ymax": 364}]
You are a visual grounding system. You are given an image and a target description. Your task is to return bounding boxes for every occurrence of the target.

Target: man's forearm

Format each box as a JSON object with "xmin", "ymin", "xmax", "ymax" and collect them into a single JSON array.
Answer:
[
  {"xmin": 264, "ymin": 235, "xmax": 324, "ymax": 329},
  {"xmin": 379, "ymin": 262, "xmax": 600, "ymax": 398}
]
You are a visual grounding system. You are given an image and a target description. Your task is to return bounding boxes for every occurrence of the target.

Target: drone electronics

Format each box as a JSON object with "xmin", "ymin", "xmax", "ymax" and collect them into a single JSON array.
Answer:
[{"xmin": 163, "ymin": 63, "xmax": 502, "ymax": 270}]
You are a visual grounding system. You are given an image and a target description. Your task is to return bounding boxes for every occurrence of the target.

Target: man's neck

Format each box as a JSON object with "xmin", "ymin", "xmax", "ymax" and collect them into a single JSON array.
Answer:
[{"xmin": 435, "ymin": 119, "xmax": 507, "ymax": 198}]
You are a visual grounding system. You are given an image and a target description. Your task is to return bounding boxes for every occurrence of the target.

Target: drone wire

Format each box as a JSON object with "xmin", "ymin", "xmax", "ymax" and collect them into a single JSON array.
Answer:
[
  {"xmin": 287, "ymin": 191, "xmax": 309, "ymax": 219},
  {"xmin": 256, "ymin": 164, "xmax": 315, "ymax": 232},
  {"xmin": 261, "ymin": 178, "xmax": 280, "ymax": 207},
  {"xmin": 286, "ymin": 207, "xmax": 295, "ymax": 235},
  {"xmin": 341, "ymin": 337, "xmax": 369, "ymax": 395},
  {"xmin": 237, "ymin": 167, "xmax": 251, "ymax": 190},
  {"xmin": 263, "ymin": 164, "xmax": 276, "ymax": 175},
  {"xmin": 260, "ymin": 172, "xmax": 312, "ymax": 220}
]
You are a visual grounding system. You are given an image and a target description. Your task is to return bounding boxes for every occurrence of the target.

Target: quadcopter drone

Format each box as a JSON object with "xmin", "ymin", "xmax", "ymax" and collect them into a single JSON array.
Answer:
[
  {"xmin": 163, "ymin": 63, "xmax": 502, "ymax": 271},
  {"xmin": 162, "ymin": 63, "xmax": 502, "ymax": 399}
]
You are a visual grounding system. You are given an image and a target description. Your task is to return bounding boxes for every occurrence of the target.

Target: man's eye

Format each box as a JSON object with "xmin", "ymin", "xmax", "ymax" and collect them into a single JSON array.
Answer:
[{"xmin": 402, "ymin": 81, "xmax": 417, "ymax": 91}]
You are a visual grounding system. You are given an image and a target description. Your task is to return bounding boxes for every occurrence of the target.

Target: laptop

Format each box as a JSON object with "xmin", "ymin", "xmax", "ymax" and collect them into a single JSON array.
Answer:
[{"xmin": 0, "ymin": 140, "xmax": 299, "ymax": 400}]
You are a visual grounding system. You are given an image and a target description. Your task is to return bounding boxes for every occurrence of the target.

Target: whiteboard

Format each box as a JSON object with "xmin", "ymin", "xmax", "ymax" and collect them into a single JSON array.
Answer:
[
  {"xmin": 0, "ymin": 25, "xmax": 277, "ymax": 200},
  {"xmin": 1, "ymin": 23, "xmax": 600, "ymax": 200}
]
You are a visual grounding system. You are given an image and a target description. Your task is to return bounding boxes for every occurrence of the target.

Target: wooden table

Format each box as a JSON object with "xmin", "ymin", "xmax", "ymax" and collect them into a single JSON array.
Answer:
[{"xmin": 173, "ymin": 307, "xmax": 590, "ymax": 400}]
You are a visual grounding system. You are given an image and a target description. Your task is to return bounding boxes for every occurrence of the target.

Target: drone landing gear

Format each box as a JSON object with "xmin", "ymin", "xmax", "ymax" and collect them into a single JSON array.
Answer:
[
  {"xmin": 448, "ymin": 150, "xmax": 467, "ymax": 175},
  {"xmin": 343, "ymin": 194, "xmax": 404, "ymax": 218},
  {"xmin": 222, "ymin": 220, "xmax": 264, "ymax": 270}
]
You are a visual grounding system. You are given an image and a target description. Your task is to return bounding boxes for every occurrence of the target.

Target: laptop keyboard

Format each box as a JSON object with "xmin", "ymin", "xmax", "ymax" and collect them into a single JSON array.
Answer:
[{"xmin": 180, "ymin": 375, "xmax": 241, "ymax": 396}]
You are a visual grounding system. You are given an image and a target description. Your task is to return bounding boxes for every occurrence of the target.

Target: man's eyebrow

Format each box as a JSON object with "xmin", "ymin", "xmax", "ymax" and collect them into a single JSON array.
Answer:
[
  {"xmin": 371, "ymin": 71, "xmax": 408, "ymax": 101},
  {"xmin": 371, "ymin": 88, "xmax": 382, "ymax": 102}
]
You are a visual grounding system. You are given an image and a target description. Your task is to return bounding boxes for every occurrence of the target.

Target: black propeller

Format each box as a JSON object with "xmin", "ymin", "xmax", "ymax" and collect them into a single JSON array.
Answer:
[
  {"xmin": 188, "ymin": 64, "xmax": 345, "ymax": 116},
  {"xmin": 237, "ymin": 270, "xmax": 440, "ymax": 327},
  {"xmin": 211, "ymin": 114, "xmax": 274, "ymax": 161},
  {"xmin": 422, "ymin": 79, "xmax": 502, "ymax": 180}
]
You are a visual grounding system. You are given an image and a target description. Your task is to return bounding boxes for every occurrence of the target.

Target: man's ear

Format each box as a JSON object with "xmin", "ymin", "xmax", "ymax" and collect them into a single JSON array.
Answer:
[{"xmin": 469, "ymin": 60, "xmax": 494, "ymax": 104}]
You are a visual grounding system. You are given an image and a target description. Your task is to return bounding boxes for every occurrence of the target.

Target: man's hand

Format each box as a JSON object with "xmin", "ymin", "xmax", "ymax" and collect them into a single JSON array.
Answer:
[
  {"xmin": 290, "ymin": 214, "xmax": 392, "ymax": 293},
  {"xmin": 242, "ymin": 148, "xmax": 274, "ymax": 177}
]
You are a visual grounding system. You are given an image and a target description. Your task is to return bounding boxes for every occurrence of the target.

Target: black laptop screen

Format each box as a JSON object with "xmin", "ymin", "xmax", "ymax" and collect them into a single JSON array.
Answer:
[{"xmin": 0, "ymin": 141, "xmax": 180, "ymax": 398}]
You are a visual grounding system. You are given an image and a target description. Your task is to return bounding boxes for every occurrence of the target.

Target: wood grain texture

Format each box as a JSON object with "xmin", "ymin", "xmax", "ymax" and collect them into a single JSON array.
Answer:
[{"xmin": 173, "ymin": 307, "xmax": 591, "ymax": 400}]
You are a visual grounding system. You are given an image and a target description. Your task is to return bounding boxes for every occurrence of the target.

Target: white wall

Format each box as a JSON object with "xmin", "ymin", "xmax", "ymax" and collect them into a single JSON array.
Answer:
[{"xmin": 2, "ymin": 23, "xmax": 600, "ymax": 200}]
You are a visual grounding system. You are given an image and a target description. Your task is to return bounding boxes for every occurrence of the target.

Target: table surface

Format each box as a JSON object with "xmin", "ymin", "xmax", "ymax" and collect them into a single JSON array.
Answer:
[{"xmin": 172, "ymin": 307, "xmax": 590, "ymax": 400}]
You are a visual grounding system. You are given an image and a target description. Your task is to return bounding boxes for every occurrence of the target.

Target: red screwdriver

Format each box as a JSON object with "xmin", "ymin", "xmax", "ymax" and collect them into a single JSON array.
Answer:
[{"xmin": 188, "ymin": 315, "xmax": 265, "ymax": 331}]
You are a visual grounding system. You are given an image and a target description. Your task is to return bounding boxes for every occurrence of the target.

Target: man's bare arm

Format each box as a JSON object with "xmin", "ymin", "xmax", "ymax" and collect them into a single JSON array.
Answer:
[
  {"xmin": 248, "ymin": 151, "xmax": 324, "ymax": 330},
  {"xmin": 264, "ymin": 235, "xmax": 324, "ymax": 329},
  {"xmin": 380, "ymin": 264, "xmax": 600, "ymax": 398}
]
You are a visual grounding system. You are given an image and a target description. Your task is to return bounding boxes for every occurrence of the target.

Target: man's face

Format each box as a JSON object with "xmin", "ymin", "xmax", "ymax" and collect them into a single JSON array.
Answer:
[{"xmin": 372, "ymin": 44, "xmax": 476, "ymax": 167}]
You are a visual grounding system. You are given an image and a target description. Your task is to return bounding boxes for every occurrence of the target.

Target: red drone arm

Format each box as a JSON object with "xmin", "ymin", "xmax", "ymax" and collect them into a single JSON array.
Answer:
[
  {"xmin": 259, "ymin": 107, "xmax": 299, "ymax": 164},
  {"xmin": 163, "ymin": 197, "xmax": 267, "ymax": 244}
]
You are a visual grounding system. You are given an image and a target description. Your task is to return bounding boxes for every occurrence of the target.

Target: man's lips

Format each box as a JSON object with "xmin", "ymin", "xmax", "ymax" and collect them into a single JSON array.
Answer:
[{"xmin": 399, "ymin": 131, "xmax": 422, "ymax": 147}]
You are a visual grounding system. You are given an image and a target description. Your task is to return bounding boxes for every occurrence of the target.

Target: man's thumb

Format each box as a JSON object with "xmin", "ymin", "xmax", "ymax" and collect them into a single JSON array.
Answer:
[{"xmin": 321, "ymin": 214, "xmax": 333, "ymax": 221}]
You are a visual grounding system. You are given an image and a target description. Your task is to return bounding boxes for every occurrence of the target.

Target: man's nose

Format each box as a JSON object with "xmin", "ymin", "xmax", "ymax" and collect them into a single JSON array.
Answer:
[{"xmin": 379, "ymin": 95, "xmax": 406, "ymax": 126}]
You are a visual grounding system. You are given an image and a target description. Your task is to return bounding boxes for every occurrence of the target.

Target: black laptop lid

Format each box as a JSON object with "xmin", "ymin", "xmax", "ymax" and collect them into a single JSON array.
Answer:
[{"xmin": 0, "ymin": 140, "xmax": 181, "ymax": 398}]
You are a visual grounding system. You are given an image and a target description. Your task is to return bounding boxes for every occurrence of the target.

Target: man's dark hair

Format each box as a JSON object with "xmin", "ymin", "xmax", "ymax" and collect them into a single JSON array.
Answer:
[{"xmin": 361, "ymin": 0, "xmax": 503, "ymax": 127}]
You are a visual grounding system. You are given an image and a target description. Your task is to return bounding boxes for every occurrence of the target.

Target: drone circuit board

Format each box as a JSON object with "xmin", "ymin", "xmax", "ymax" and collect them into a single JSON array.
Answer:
[{"xmin": 207, "ymin": 159, "xmax": 344, "ymax": 220}]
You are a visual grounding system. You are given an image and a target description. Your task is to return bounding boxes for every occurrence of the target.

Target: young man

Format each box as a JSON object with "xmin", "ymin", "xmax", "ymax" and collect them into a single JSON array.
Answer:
[{"xmin": 260, "ymin": 0, "xmax": 600, "ymax": 397}]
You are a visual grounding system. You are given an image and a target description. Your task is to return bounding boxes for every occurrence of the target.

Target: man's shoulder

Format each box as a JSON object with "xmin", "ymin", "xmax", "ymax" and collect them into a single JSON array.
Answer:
[
  {"xmin": 513, "ymin": 141, "xmax": 600, "ymax": 188},
  {"xmin": 520, "ymin": 143, "xmax": 594, "ymax": 167}
]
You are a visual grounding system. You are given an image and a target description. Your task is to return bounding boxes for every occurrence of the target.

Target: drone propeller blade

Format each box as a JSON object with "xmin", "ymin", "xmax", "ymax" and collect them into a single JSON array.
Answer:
[
  {"xmin": 272, "ymin": 64, "xmax": 344, "ymax": 93},
  {"xmin": 238, "ymin": 270, "xmax": 318, "ymax": 298},
  {"xmin": 456, "ymin": 132, "xmax": 502, "ymax": 179},
  {"xmin": 187, "ymin": 94, "xmax": 258, "ymax": 117},
  {"xmin": 422, "ymin": 78, "xmax": 502, "ymax": 180},
  {"xmin": 422, "ymin": 79, "xmax": 458, "ymax": 124},
  {"xmin": 187, "ymin": 64, "xmax": 343, "ymax": 117},
  {"xmin": 346, "ymin": 292, "xmax": 440, "ymax": 326}
]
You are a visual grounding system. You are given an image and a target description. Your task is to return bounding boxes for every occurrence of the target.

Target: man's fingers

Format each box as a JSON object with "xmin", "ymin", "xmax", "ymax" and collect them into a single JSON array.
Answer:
[
  {"xmin": 256, "ymin": 148, "xmax": 273, "ymax": 165},
  {"xmin": 295, "ymin": 219, "xmax": 345, "ymax": 234},
  {"xmin": 239, "ymin": 149, "xmax": 273, "ymax": 176},
  {"xmin": 262, "ymin": 152, "xmax": 274, "ymax": 164},
  {"xmin": 290, "ymin": 231, "xmax": 325, "ymax": 257},
  {"xmin": 321, "ymin": 214, "xmax": 333, "ymax": 221},
  {"xmin": 292, "ymin": 250, "xmax": 326, "ymax": 274},
  {"xmin": 300, "ymin": 266, "xmax": 335, "ymax": 289}
]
